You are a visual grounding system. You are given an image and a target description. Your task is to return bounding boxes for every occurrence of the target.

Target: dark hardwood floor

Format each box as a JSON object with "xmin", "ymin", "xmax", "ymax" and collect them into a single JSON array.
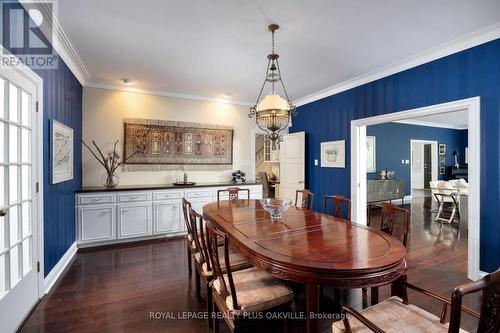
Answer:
[{"xmin": 20, "ymin": 198, "xmax": 479, "ymax": 333}]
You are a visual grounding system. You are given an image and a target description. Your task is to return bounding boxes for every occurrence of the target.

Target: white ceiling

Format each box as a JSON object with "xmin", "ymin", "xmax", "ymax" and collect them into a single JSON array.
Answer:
[
  {"xmin": 393, "ymin": 110, "xmax": 469, "ymax": 129},
  {"xmin": 57, "ymin": 0, "xmax": 500, "ymax": 104}
]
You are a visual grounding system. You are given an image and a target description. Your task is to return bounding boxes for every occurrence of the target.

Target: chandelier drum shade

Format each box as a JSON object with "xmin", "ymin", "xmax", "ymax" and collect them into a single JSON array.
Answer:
[{"xmin": 249, "ymin": 24, "xmax": 297, "ymax": 142}]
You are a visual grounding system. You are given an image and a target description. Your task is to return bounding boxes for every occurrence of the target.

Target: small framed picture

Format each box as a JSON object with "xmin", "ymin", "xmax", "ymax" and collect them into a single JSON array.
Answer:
[
  {"xmin": 321, "ymin": 140, "xmax": 345, "ymax": 168},
  {"xmin": 439, "ymin": 144, "xmax": 446, "ymax": 155},
  {"xmin": 52, "ymin": 120, "xmax": 74, "ymax": 184},
  {"xmin": 439, "ymin": 156, "xmax": 446, "ymax": 166},
  {"xmin": 366, "ymin": 136, "xmax": 376, "ymax": 173},
  {"xmin": 439, "ymin": 166, "xmax": 446, "ymax": 175}
]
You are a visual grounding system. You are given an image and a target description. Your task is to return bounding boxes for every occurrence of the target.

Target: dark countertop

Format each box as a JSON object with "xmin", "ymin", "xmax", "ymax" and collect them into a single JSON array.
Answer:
[{"xmin": 76, "ymin": 181, "xmax": 262, "ymax": 193}]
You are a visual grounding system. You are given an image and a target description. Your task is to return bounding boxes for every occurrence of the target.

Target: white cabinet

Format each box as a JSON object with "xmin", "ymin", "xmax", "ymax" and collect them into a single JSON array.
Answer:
[
  {"xmin": 153, "ymin": 201, "xmax": 183, "ymax": 234},
  {"xmin": 117, "ymin": 203, "xmax": 152, "ymax": 239},
  {"xmin": 78, "ymin": 205, "xmax": 115, "ymax": 243},
  {"xmin": 75, "ymin": 184, "xmax": 262, "ymax": 247}
]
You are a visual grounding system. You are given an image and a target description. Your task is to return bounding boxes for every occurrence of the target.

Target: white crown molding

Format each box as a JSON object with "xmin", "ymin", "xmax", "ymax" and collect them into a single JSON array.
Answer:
[
  {"xmin": 294, "ymin": 22, "xmax": 500, "ymax": 107},
  {"xmin": 392, "ymin": 119, "xmax": 468, "ymax": 130},
  {"xmin": 21, "ymin": 0, "xmax": 91, "ymax": 85},
  {"xmin": 85, "ymin": 81, "xmax": 254, "ymax": 106}
]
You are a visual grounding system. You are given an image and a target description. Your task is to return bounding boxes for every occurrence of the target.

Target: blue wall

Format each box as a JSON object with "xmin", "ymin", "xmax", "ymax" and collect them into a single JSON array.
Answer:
[
  {"xmin": 33, "ymin": 65, "xmax": 82, "ymax": 276},
  {"xmin": 366, "ymin": 122, "xmax": 468, "ymax": 195},
  {"xmin": 290, "ymin": 39, "xmax": 500, "ymax": 273},
  {"xmin": 1, "ymin": 0, "xmax": 84, "ymax": 275}
]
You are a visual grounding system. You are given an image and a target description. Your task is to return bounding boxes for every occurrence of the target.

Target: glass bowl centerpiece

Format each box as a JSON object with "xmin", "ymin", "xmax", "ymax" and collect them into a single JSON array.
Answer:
[{"xmin": 260, "ymin": 199, "xmax": 292, "ymax": 221}]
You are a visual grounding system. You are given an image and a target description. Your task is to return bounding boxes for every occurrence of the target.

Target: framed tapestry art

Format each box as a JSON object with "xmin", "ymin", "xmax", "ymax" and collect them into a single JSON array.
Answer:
[
  {"xmin": 123, "ymin": 118, "xmax": 234, "ymax": 171},
  {"xmin": 51, "ymin": 120, "xmax": 74, "ymax": 184}
]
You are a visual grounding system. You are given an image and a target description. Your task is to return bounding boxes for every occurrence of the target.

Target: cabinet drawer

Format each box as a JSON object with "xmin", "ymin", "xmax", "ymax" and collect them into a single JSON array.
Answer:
[
  {"xmin": 77, "ymin": 194, "xmax": 116, "ymax": 205},
  {"xmin": 153, "ymin": 191, "xmax": 183, "ymax": 201},
  {"xmin": 185, "ymin": 189, "xmax": 213, "ymax": 199},
  {"xmin": 118, "ymin": 192, "xmax": 151, "ymax": 203}
]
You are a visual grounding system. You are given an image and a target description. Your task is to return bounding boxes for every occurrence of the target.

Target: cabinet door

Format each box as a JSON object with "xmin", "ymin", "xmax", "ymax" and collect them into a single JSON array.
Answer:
[
  {"xmin": 189, "ymin": 198, "xmax": 213, "ymax": 216},
  {"xmin": 78, "ymin": 205, "xmax": 115, "ymax": 242},
  {"xmin": 153, "ymin": 201, "xmax": 183, "ymax": 234},
  {"xmin": 117, "ymin": 203, "xmax": 152, "ymax": 239}
]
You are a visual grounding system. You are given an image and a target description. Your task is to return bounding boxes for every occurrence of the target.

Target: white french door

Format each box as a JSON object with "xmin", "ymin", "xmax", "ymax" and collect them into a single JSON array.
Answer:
[{"xmin": 0, "ymin": 67, "xmax": 40, "ymax": 333}]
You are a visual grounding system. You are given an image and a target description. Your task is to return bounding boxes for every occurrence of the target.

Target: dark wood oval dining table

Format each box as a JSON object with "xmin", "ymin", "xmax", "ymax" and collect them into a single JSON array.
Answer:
[{"xmin": 203, "ymin": 199, "xmax": 407, "ymax": 333}]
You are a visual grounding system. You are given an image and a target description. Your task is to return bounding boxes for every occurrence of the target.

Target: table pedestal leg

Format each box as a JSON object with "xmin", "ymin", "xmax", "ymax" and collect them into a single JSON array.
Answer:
[{"xmin": 306, "ymin": 283, "xmax": 319, "ymax": 333}]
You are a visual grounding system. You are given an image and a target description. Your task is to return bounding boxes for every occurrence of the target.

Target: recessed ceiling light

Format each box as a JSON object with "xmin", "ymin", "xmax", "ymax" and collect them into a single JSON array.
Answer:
[{"xmin": 122, "ymin": 78, "xmax": 133, "ymax": 85}]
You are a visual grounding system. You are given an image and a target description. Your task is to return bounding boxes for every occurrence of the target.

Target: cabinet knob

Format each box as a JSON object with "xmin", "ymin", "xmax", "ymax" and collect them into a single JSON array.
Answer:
[{"xmin": 0, "ymin": 208, "xmax": 6, "ymax": 217}]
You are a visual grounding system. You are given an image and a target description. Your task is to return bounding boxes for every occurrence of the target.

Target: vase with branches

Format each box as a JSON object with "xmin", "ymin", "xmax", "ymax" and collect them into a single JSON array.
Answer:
[{"xmin": 82, "ymin": 139, "xmax": 137, "ymax": 188}]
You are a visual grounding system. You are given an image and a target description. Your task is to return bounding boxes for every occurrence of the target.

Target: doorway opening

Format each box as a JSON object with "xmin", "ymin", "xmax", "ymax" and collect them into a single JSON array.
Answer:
[
  {"xmin": 351, "ymin": 97, "xmax": 480, "ymax": 281},
  {"xmin": 410, "ymin": 140, "xmax": 438, "ymax": 199}
]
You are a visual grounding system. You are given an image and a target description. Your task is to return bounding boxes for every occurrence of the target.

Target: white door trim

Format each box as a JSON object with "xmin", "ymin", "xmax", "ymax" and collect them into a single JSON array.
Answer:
[
  {"xmin": 5, "ymin": 63, "xmax": 45, "ymax": 297},
  {"xmin": 410, "ymin": 139, "xmax": 438, "ymax": 198},
  {"xmin": 351, "ymin": 97, "xmax": 480, "ymax": 281}
]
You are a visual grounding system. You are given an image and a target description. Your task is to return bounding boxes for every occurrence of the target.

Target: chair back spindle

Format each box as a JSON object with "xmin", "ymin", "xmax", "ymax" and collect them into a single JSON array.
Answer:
[
  {"xmin": 295, "ymin": 189, "xmax": 314, "ymax": 210},
  {"xmin": 189, "ymin": 207, "xmax": 211, "ymax": 271},
  {"xmin": 206, "ymin": 221, "xmax": 240, "ymax": 310},
  {"xmin": 323, "ymin": 195, "xmax": 351, "ymax": 220},
  {"xmin": 217, "ymin": 187, "xmax": 250, "ymax": 202},
  {"xmin": 368, "ymin": 203, "xmax": 410, "ymax": 247},
  {"xmin": 182, "ymin": 198, "xmax": 194, "ymax": 238}
]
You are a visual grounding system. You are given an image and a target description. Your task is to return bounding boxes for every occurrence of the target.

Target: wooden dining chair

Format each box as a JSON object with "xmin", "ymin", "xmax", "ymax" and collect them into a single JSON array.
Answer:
[
  {"xmin": 189, "ymin": 207, "xmax": 251, "ymax": 327},
  {"xmin": 295, "ymin": 189, "xmax": 314, "ymax": 210},
  {"xmin": 323, "ymin": 195, "xmax": 351, "ymax": 220},
  {"xmin": 363, "ymin": 203, "xmax": 410, "ymax": 306},
  {"xmin": 206, "ymin": 220, "xmax": 294, "ymax": 333},
  {"xmin": 334, "ymin": 268, "xmax": 500, "ymax": 333},
  {"xmin": 217, "ymin": 187, "xmax": 250, "ymax": 202},
  {"xmin": 182, "ymin": 198, "xmax": 195, "ymax": 277},
  {"xmin": 259, "ymin": 172, "xmax": 275, "ymax": 199}
]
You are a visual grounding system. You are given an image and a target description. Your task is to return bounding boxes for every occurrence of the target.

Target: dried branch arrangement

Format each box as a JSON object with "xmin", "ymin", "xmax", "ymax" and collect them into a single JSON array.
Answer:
[{"xmin": 82, "ymin": 139, "xmax": 137, "ymax": 188}]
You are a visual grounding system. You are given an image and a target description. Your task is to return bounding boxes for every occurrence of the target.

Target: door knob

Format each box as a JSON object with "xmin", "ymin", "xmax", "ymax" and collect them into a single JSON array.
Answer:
[{"xmin": 0, "ymin": 209, "xmax": 6, "ymax": 217}]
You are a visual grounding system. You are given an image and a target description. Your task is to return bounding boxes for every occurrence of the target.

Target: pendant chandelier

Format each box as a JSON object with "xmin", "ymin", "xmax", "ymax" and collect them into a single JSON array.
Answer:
[{"xmin": 249, "ymin": 24, "xmax": 296, "ymax": 142}]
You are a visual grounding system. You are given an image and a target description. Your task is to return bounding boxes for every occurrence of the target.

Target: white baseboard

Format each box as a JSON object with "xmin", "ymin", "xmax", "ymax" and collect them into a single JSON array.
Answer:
[
  {"xmin": 43, "ymin": 242, "xmax": 77, "ymax": 294},
  {"xmin": 478, "ymin": 270, "xmax": 489, "ymax": 279},
  {"xmin": 403, "ymin": 195, "xmax": 413, "ymax": 203}
]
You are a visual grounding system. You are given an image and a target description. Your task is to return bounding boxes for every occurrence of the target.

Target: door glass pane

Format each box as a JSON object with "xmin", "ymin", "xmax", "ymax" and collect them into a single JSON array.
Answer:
[
  {"xmin": 0, "ymin": 79, "xmax": 4, "ymax": 119},
  {"xmin": 0, "ymin": 215, "xmax": 4, "ymax": 250},
  {"xmin": 21, "ymin": 166, "xmax": 30, "ymax": 201},
  {"xmin": 0, "ymin": 167, "xmax": 4, "ymax": 206},
  {"xmin": 22, "ymin": 202, "xmax": 30, "ymax": 238},
  {"xmin": 22, "ymin": 238, "xmax": 31, "ymax": 276},
  {"xmin": 0, "ymin": 122, "xmax": 4, "ymax": 163},
  {"xmin": 0, "ymin": 254, "xmax": 5, "ymax": 297},
  {"xmin": 21, "ymin": 91, "xmax": 30, "ymax": 127},
  {"xmin": 9, "ymin": 166, "xmax": 18, "ymax": 204},
  {"xmin": 9, "ymin": 125, "xmax": 18, "ymax": 163},
  {"xmin": 9, "ymin": 205, "xmax": 18, "ymax": 246},
  {"xmin": 9, "ymin": 84, "xmax": 18, "ymax": 123},
  {"xmin": 9, "ymin": 125, "xmax": 19, "ymax": 163},
  {"xmin": 21, "ymin": 128, "xmax": 30, "ymax": 163},
  {"xmin": 10, "ymin": 244, "xmax": 20, "ymax": 286}
]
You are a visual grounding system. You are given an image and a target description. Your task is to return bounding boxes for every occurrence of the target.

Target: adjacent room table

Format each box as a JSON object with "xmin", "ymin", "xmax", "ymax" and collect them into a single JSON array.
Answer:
[{"xmin": 203, "ymin": 199, "xmax": 407, "ymax": 333}]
